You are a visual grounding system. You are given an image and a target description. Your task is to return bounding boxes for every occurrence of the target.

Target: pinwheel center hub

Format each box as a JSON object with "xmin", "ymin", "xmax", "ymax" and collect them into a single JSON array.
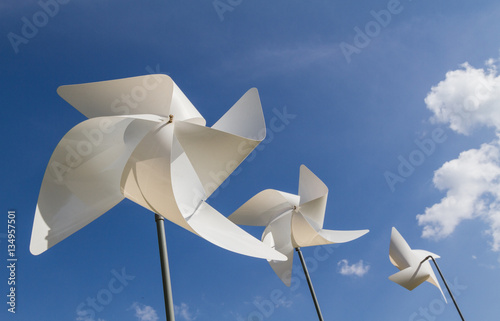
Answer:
[{"xmin": 168, "ymin": 114, "xmax": 174, "ymax": 123}]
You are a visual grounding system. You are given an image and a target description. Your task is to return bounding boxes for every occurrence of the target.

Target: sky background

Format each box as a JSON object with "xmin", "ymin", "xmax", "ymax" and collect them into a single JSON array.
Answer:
[{"xmin": 2, "ymin": 0, "xmax": 500, "ymax": 320}]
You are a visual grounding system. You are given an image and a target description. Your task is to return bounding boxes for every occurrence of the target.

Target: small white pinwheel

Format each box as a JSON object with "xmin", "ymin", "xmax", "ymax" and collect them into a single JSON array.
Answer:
[
  {"xmin": 229, "ymin": 165, "xmax": 369, "ymax": 285},
  {"xmin": 389, "ymin": 227, "xmax": 446, "ymax": 302},
  {"xmin": 30, "ymin": 74, "xmax": 286, "ymax": 262}
]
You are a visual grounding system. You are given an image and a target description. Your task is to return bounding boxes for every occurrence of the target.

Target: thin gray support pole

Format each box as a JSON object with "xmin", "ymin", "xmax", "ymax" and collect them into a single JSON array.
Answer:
[
  {"xmin": 295, "ymin": 247, "xmax": 325, "ymax": 321},
  {"xmin": 421, "ymin": 255, "xmax": 465, "ymax": 321},
  {"xmin": 155, "ymin": 214, "xmax": 175, "ymax": 321}
]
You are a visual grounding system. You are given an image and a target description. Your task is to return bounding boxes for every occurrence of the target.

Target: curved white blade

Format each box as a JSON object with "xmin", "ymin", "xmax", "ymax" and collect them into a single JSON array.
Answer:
[
  {"xmin": 297, "ymin": 195, "xmax": 328, "ymax": 230},
  {"xmin": 174, "ymin": 121, "xmax": 263, "ymax": 198},
  {"xmin": 388, "ymin": 227, "xmax": 447, "ymax": 302},
  {"xmin": 389, "ymin": 265, "xmax": 431, "ymax": 291},
  {"xmin": 425, "ymin": 270, "xmax": 447, "ymax": 303},
  {"xmin": 412, "ymin": 249, "xmax": 441, "ymax": 261},
  {"xmin": 171, "ymin": 131, "xmax": 286, "ymax": 261},
  {"xmin": 228, "ymin": 190, "xmax": 298, "ymax": 226},
  {"xmin": 262, "ymin": 215, "xmax": 295, "ymax": 286},
  {"xmin": 426, "ymin": 269, "xmax": 448, "ymax": 303},
  {"xmin": 187, "ymin": 202, "xmax": 287, "ymax": 261},
  {"xmin": 389, "ymin": 227, "xmax": 414, "ymax": 269},
  {"xmin": 291, "ymin": 211, "xmax": 368, "ymax": 247},
  {"xmin": 389, "ymin": 262, "xmax": 446, "ymax": 302},
  {"xmin": 412, "ymin": 249, "xmax": 446, "ymax": 302},
  {"xmin": 317, "ymin": 228, "xmax": 369, "ymax": 243},
  {"xmin": 120, "ymin": 122, "xmax": 194, "ymax": 231},
  {"xmin": 121, "ymin": 120, "xmax": 286, "ymax": 261},
  {"xmin": 31, "ymin": 116, "xmax": 159, "ymax": 255},
  {"xmin": 292, "ymin": 211, "xmax": 330, "ymax": 247},
  {"xmin": 57, "ymin": 75, "xmax": 205, "ymax": 124},
  {"xmin": 212, "ymin": 88, "xmax": 266, "ymax": 140},
  {"xmin": 298, "ymin": 165, "xmax": 328, "ymax": 205}
]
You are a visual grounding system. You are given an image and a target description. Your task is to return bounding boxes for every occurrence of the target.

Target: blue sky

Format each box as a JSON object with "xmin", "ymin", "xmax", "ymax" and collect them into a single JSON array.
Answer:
[{"xmin": 2, "ymin": 0, "xmax": 500, "ymax": 320}]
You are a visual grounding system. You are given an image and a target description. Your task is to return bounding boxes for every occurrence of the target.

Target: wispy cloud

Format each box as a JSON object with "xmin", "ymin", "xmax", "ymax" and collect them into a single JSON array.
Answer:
[
  {"xmin": 131, "ymin": 303, "xmax": 159, "ymax": 321},
  {"xmin": 253, "ymin": 44, "xmax": 339, "ymax": 68},
  {"xmin": 337, "ymin": 259, "xmax": 370, "ymax": 277},
  {"xmin": 174, "ymin": 302, "xmax": 199, "ymax": 321},
  {"xmin": 218, "ymin": 42, "xmax": 340, "ymax": 78},
  {"xmin": 418, "ymin": 58, "xmax": 500, "ymax": 251}
]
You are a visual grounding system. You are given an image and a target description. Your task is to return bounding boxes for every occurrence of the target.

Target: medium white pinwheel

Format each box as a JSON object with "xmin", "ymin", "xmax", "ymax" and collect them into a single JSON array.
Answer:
[
  {"xmin": 389, "ymin": 227, "xmax": 446, "ymax": 302},
  {"xmin": 228, "ymin": 165, "xmax": 369, "ymax": 285},
  {"xmin": 30, "ymin": 74, "xmax": 286, "ymax": 262}
]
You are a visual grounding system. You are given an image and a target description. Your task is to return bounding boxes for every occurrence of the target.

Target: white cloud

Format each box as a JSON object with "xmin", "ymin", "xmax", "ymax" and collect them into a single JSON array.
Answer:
[
  {"xmin": 425, "ymin": 60, "xmax": 500, "ymax": 135},
  {"xmin": 131, "ymin": 303, "xmax": 159, "ymax": 321},
  {"xmin": 419, "ymin": 58, "xmax": 500, "ymax": 251},
  {"xmin": 417, "ymin": 139, "xmax": 500, "ymax": 250},
  {"xmin": 337, "ymin": 259, "xmax": 370, "ymax": 277},
  {"xmin": 174, "ymin": 303, "xmax": 198, "ymax": 321}
]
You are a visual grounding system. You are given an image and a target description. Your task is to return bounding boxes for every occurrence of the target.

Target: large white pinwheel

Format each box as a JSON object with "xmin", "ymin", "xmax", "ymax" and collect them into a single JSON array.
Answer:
[
  {"xmin": 229, "ymin": 165, "xmax": 369, "ymax": 285},
  {"xmin": 389, "ymin": 227, "xmax": 446, "ymax": 302},
  {"xmin": 30, "ymin": 74, "xmax": 286, "ymax": 262}
]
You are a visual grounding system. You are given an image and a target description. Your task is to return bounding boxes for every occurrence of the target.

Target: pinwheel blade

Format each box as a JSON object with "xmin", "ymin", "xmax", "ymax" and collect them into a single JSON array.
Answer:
[
  {"xmin": 291, "ymin": 212, "xmax": 331, "ymax": 247},
  {"xmin": 31, "ymin": 116, "xmax": 159, "ymax": 255},
  {"xmin": 298, "ymin": 165, "xmax": 328, "ymax": 205},
  {"xmin": 388, "ymin": 227, "xmax": 447, "ymax": 302},
  {"xmin": 389, "ymin": 227, "xmax": 414, "ymax": 269},
  {"xmin": 298, "ymin": 195, "xmax": 328, "ymax": 230},
  {"xmin": 120, "ymin": 122, "xmax": 194, "ymax": 231},
  {"xmin": 291, "ymin": 212, "xmax": 368, "ymax": 247},
  {"xmin": 187, "ymin": 202, "xmax": 287, "ymax": 261},
  {"xmin": 412, "ymin": 249, "xmax": 441, "ymax": 261},
  {"xmin": 120, "ymin": 119, "xmax": 286, "ymax": 261},
  {"xmin": 411, "ymin": 250, "xmax": 446, "ymax": 301},
  {"xmin": 390, "ymin": 261, "xmax": 446, "ymax": 302},
  {"xmin": 57, "ymin": 75, "xmax": 205, "ymax": 124},
  {"xmin": 228, "ymin": 190, "xmax": 298, "ymax": 226},
  {"xmin": 298, "ymin": 165, "xmax": 328, "ymax": 228},
  {"xmin": 174, "ymin": 121, "xmax": 263, "ymax": 198},
  {"xmin": 389, "ymin": 266, "xmax": 431, "ymax": 291},
  {"xmin": 212, "ymin": 88, "xmax": 266, "ymax": 139},
  {"xmin": 425, "ymin": 270, "xmax": 447, "ymax": 303},
  {"xmin": 317, "ymin": 229, "xmax": 370, "ymax": 243},
  {"xmin": 261, "ymin": 214, "xmax": 295, "ymax": 286}
]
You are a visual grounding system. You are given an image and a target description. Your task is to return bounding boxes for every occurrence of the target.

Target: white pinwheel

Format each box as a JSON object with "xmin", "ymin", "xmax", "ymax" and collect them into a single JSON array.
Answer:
[
  {"xmin": 30, "ymin": 74, "xmax": 286, "ymax": 262},
  {"xmin": 389, "ymin": 227, "xmax": 446, "ymax": 302},
  {"xmin": 228, "ymin": 165, "xmax": 369, "ymax": 285}
]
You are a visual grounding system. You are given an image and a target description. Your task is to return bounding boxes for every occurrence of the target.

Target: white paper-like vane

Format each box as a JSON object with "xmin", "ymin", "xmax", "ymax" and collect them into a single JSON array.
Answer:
[
  {"xmin": 229, "ymin": 165, "xmax": 369, "ymax": 285},
  {"xmin": 389, "ymin": 227, "xmax": 446, "ymax": 302},
  {"xmin": 30, "ymin": 74, "xmax": 286, "ymax": 262}
]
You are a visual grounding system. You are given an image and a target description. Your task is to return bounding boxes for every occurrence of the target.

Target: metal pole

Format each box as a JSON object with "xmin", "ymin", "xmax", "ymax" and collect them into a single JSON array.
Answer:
[
  {"xmin": 421, "ymin": 255, "xmax": 465, "ymax": 321},
  {"xmin": 295, "ymin": 247, "xmax": 325, "ymax": 321},
  {"xmin": 155, "ymin": 214, "xmax": 175, "ymax": 321}
]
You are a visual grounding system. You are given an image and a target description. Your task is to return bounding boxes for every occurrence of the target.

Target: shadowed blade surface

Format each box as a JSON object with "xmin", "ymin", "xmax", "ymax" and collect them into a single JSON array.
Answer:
[
  {"xmin": 31, "ymin": 116, "xmax": 159, "ymax": 255},
  {"xmin": 228, "ymin": 190, "xmax": 298, "ymax": 226},
  {"xmin": 57, "ymin": 75, "xmax": 205, "ymax": 125}
]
